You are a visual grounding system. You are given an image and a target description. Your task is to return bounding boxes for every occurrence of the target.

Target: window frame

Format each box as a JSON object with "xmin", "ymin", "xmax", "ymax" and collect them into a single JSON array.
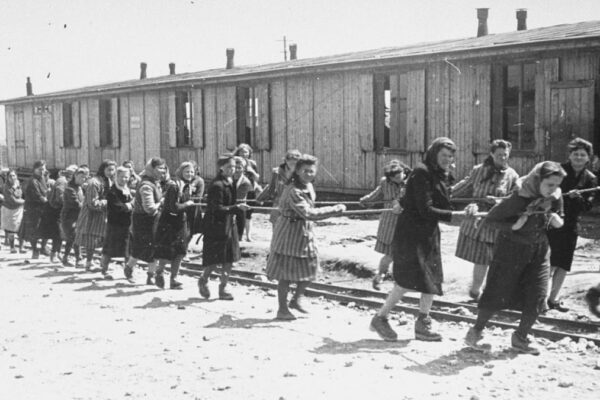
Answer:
[
  {"xmin": 99, "ymin": 97, "xmax": 120, "ymax": 148},
  {"xmin": 175, "ymin": 90, "xmax": 193, "ymax": 148}
]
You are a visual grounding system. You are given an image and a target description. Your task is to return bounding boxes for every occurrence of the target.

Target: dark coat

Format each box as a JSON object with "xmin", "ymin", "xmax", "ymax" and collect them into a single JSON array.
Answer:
[
  {"xmin": 391, "ymin": 163, "xmax": 453, "ymax": 295},
  {"xmin": 102, "ymin": 185, "xmax": 133, "ymax": 258},
  {"xmin": 154, "ymin": 179, "xmax": 194, "ymax": 260},
  {"xmin": 19, "ymin": 175, "xmax": 48, "ymax": 242},
  {"xmin": 60, "ymin": 181, "xmax": 83, "ymax": 241},
  {"xmin": 202, "ymin": 173, "xmax": 242, "ymax": 266}
]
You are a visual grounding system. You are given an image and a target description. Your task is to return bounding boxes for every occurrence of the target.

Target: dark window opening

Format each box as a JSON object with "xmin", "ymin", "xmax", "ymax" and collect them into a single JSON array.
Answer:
[
  {"xmin": 175, "ymin": 91, "xmax": 192, "ymax": 147},
  {"xmin": 236, "ymin": 87, "xmax": 258, "ymax": 146},
  {"xmin": 374, "ymin": 73, "xmax": 407, "ymax": 150},
  {"xmin": 99, "ymin": 98, "xmax": 119, "ymax": 147},
  {"xmin": 14, "ymin": 111, "xmax": 25, "ymax": 148},
  {"xmin": 63, "ymin": 102, "xmax": 74, "ymax": 147}
]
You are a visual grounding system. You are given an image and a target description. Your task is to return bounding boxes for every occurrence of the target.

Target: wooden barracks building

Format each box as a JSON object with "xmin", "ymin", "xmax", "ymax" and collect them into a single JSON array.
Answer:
[{"xmin": 2, "ymin": 9, "xmax": 600, "ymax": 193}]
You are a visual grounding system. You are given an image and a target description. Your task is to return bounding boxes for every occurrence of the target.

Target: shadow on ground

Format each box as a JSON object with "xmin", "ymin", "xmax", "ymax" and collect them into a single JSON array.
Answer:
[
  {"xmin": 135, "ymin": 296, "xmax": 209, "ymax": 309},
  {"xmin": 404, "ymin": 347, "xmax": 518, "ymax": 376},
  {"xmin": 204, "ymin": 313, "xmax": 278, "ymax": 329},
  {"xmin": 311, "ymin": 337, "xmax": 410, "ymax": 354}
]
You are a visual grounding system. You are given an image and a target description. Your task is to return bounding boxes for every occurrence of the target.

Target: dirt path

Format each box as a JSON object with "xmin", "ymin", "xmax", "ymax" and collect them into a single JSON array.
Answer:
[{"xmin": 1, "ymin": 248, "xmax": 599, "ymax": 400}]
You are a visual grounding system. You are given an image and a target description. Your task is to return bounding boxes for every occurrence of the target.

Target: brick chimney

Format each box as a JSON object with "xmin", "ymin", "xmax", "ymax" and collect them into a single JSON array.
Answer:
[
  {"xmin": 289, "ymin": 43, "xmax": 297, "ymax": 60},
  {"xmin": 140, "ymin": 62, "xmax": 147, "ymax": 79},
  {"xmin": 516, "ymin": 9, "xmax": 527, "ymax": 31},
  {"xmin": 169, "ymin": 63, "xmax": 176, "ymax": 75},
  {"xmin": 26, "ymin": 77, "xmax": 33, "ymax": 96},
  {"xmin": 226, "ymin": 48, "xmax": 235, "ymax": 69},
  {"xmin": 477, "ymin": 8, "xmax": 489, "ymax": 37}
]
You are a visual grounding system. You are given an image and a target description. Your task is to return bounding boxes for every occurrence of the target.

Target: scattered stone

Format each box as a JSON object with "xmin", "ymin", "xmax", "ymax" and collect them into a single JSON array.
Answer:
[
  {"xmin": 202, "ymin": 336, "xmax": 209, "ymax": 341},
  {"xmin": 344, "ymin": 361, "xmax": 353, "ymax": 367},
  {"xmin": 538, "ymin": 364, "xmax": 547, "ymax": 369},
  {"xmin": 482, "ymin": 371, "xmax": 492, "ymax": 377},
  {"xmin": 14, "ymin": 375, "xmax": 23, "ymax": 379},
  {"xmin": 558, "ymin": 381, "xmax": 573, "ymax": 388},
  {"xmin": 313, "ymin": 358, "xmax": 323, "ymax": 363},
  {"xmin": 283, "ymin": 372, "xmax": 297, "ymax": 377},
  {"xmin": 42, "ymin": 294, "xmax": 49, "ymax": 298},
  {"xmin": 451, "ymin": 306, "xmax": 473, "ymax": 316},
  {"xmin": 484, "ymin": 364, "xmax": 494, "ymax": 369},
  {"xmin": 469, "ymin": 395, "xmax": 479, "ymax": 400},
  {"xmin": 214, "ymin": 386, "xmax": 231, "ymax": 391},
  {"xmin": 177, "ymin": 305, "xmax": 185, "ymax": 310},
  {"xmin": 129, "ymin": 331, "xmax": 135, "ymax": 335},
  {"xmin": 383, "ymin": 364, "xmax": 393, "ymax": 370}
]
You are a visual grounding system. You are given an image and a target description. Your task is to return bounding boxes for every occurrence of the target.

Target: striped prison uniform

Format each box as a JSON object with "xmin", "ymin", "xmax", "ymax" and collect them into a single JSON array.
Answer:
[
  {"xmin": 452, "ymin": 162, "xmax": 519, "ymax": 265},
  {"xmin": 74, "ymin": 176, "xmax": 108, "ymax": 250}
]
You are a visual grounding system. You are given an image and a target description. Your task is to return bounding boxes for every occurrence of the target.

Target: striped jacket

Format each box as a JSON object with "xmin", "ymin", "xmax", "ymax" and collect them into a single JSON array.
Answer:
[
  {"xmin": 452, "ymin": 162, "xmax": 519, "ymax": 242},
  {"xmin": 360, "ymin": 177, "xmax": 405, "ymax": 246},
  {"xmin": 270, "ymin": 183, "xmax": 342, "ymax": 258},
  {"xmin": 74, "ymin": 176, "xmax": 108, "ymax": 239},
  {"xmin": 256, "ymin": 164, "xmax": 291, "ymax": 223}
]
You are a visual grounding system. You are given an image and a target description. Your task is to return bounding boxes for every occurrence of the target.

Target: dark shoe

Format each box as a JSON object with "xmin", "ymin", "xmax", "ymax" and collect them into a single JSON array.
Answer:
[
  {"xmin": 40, "ymin": 248, "xmax": 50, "ymax": 257},
  {"xmin": 102, "ymin": 272, "xmax": 114, "ymax": 280},
  {"xmin": 31, "ymin": 250, "xmax": 40, "ymax": 260},
  {"xmin": 10, "ymin": 248, "xmax": 17, "ymax": 254},
  {"xmin": 370, "ymin": 315, "xmax": 398, "ymax": 342},
  {"xmin": 275, "ymin": 309, "xmax": 296, "ymax": 320},
  {"xmin": 124, "ymin": 265, "xmax": 133, "ymax": 280},
  {"xmin": 62, "ymin": 257, "xmax": 74, "ymax": 267},
  {"xmin": 155, "ymin": 274, "xmax": 165, "ymax": 289},
  {"xmin": 289, "ymin": 298, "xmax": 309, "ymax": 314},
  {"xmin": 198, "ymin": 278, "xmax": 210, "ymax": 299},
  {"xmin": 146, "ymin": 273, "xmax": 155, "ymax": 286},
  {"xmin": 372, "ymin": 274, "xmax": 384, "ymax": 291},
  {"xmin": 219, "ymin": 286, "xmax": 234, "ymax": 301},
  {"xmin": 415, "ymin": 315, "xmax": 442, "ymax": 342},
  {"xmin": 464, "ymin": 327, "xmax": 486, "ymax": 349},
  {"xmin": 50, "ymin": 251, "xmax": 58, "ymax": 263},
  {"xmin": 468, "ymin": 289, "xmax": 481, "ymax": 302},
  {"xmin": 547, "ymin": 299, "xmax": 569, "ymax": 313},
  {"xmin": 170, "ymin": 280, "xmax": 183, "ymax": 290},
  {"xmin": 511, "ymin": 332, "xmax": 540, "ymax": 355}
]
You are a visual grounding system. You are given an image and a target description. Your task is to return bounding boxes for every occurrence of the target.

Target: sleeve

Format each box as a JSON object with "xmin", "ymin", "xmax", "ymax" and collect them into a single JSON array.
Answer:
[
  {"xmin": 193, "ymin": 177, "xmax": 205, "ymax": 200},
  {"xmin": 62, "ymin": 186, "xmax": 81, "ymax": 211},
  {"xmin": 451, "ymin": 167, "xmax": 476, "ymax": 198},
  {"xmin": 256, "ymin": 169, "xmax": 279, "ymax": 202},
  {"xmin": 85, "ymin": 180, "xmax": 106, "ymax": 211},
  {"xmin": 27, "ymin": 179, "xmax": 48, "ymax": 205},
  {"xmin": 163, "ymin": 183, "xmax": 180, "ymax": 213},
  {"xmin": 288, "ymin": 188, "xmax": 342, "ymax": 221},
  {"xmin": 360, "ymin": 181, "xmax": 384, "ymax": 204},
  {"xmin": 580, "ymin": 173, "xmax": 598, "ymax": 212},
  {"xmin": 246, "ymin": 160, "xmax": 260, "ymax": 181},
  {"xmin": 206, "ymin": 182, "xmax": 238, "ymax": 218},
  {"xmin": 482, "ymin": 194, "xmax": 526, "ymax": 231},
  {"xmin": 139, "ymin": 184, "xmax": 160, "ymax": 216},
  {"xmin": 411, "ymin": 169, "xmax": 453, "ymax": 222},
  {"xmin": 107, "ymin": 189, "xmax": 131, "ymax": 214}
]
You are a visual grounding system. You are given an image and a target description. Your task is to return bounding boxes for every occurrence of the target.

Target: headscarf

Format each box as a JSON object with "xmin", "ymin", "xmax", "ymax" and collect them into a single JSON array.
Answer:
[
  {"xmin": 516, "ymin": 161, "xmax": 563, "ymax": 200},
  {"xmin": 423, "ymin": 137, "xmax": 456, "ymax": 183},
  {"xmin": 141, "ymin": 157, "xmax": 166, "ymax": 181}
]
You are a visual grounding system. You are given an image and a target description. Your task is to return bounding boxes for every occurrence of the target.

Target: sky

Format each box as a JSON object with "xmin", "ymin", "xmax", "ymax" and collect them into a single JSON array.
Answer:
[{"xmin": 2, "ymin": 0, "xmax": 600, "ymax": 144}]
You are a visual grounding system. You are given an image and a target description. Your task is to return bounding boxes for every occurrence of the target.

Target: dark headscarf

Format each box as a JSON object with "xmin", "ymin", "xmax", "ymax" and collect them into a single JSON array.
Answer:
[{"xmin": 423, "ymin": 137, "xmax": 457, "ymax": 183}]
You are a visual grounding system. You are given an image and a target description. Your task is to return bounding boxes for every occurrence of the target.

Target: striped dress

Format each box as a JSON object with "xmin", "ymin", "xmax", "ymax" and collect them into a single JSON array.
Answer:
[
  {"xmin": 74, "ymin": 176, "xmax": 108, "ymax": 249},
  {"xmin": 452, "ymin": 161, "xmax": 519, "ymax": 265},
  {"xmin": 360, "ymin": 177, "xmax": 405, "ymax": 256},
  {"xmin": 266, "ymin": 182, "xmax": 342, "ymax": 282}
]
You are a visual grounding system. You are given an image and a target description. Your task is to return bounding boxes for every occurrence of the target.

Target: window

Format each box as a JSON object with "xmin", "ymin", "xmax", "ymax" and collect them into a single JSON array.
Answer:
[
  {"xmin": 374, "ymin": 73, "xmax": 408, "ymax": 150},
  {"xmin": 236, "ymin": 86, "xmax": 259, "ymax": 146},
  {"xmin": 14, "ymin": 110, "xmax": 25, "ymax": 148},
  {"xmin": 99, "ymin": 98, "xmax": 119, "ymax": 147},
  {"xmin": 175, "ymin": 90, "xmax": 192, "ymax": 147},
  {"xmin": 492, "ymin": 62, "xmax": 536, "ymax": 150},
  {"xmin": 63, "ymin": 102, "xmax": 74, "ymax": 147}
]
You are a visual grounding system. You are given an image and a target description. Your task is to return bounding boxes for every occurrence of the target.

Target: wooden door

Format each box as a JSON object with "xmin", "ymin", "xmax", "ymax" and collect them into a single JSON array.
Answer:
[{"xmin": 548, "ymin": 80, "xmax": 594, "ymax": 161}]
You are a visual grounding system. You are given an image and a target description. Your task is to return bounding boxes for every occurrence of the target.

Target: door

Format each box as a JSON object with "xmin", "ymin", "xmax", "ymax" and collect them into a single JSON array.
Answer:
[{"xmin": 547, "ymin": 80, "xmax": 595, "ymax": 161}]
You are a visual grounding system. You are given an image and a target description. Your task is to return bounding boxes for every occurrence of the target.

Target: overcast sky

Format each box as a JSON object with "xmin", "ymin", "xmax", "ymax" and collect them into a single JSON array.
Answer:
[{"xmin": 1, "ymin": 0, "xmax": 600, "ymax": 143}]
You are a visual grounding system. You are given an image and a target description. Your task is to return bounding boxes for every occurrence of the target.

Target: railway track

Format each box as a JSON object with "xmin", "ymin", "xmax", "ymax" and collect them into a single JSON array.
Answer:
[{"xmin": 3, "ymin": 240, "xmax": 599, "ymax": 346}]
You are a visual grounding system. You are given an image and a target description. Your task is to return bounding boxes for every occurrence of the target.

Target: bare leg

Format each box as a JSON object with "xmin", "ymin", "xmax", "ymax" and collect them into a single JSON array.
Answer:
[
  {"xmin": 470, "ymin": 263, "xmax": 488, "ymax": 298},
  {"xmin": 548, "ymin": 266, "xmax": 567, "ymax": 303},
  {"xmin": 377, "ymin": 284, "xmax": 409, "ymax": 317},
  {"xmin": 289, "ymin": 281, "xmax": 311, "ymax": 313},
  {"xmin": 372, "ymin": 254, "xmax": 393, "ymax": 290},
  {"xmin": 245, "ymin": 219, "xmax": 252, "ymax": 241},
  {"xmin": 276, "ymin": 280, "xmax": 295, "ymax": 320}
]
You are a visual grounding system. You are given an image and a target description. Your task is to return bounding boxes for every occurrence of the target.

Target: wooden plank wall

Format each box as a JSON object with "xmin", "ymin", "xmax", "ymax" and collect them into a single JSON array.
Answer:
[{"xmin": 5, "ymin": 105, "xmax": 15, "ymax": 167}]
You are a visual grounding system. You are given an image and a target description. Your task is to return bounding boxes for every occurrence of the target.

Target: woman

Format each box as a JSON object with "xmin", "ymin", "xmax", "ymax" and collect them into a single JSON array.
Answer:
[
  {"xmin": 197, "ymin": 155, "xmax": 250, "ymax": 300},
  {"xmin": 233, "ymin": 156, "xmax": 253, "ymax": 238},
  {"xmin": 1, "ymin": 169, "xmax": 25, "ymax": 253},
  {"xmin": 360, "ymin": 160, "xmax": 408, "ymax": 290},
  {"xmin": 124, "ymin": 157, "xmax": 166, "ymax": 283},
  {"xmin": 233, "ymin": 143, "xmax": 261, "ymax": 241},
  {"xmin": 266, "ymin": 154, "xmax": 346, "ymax": 320},
  {"xmin": 465, "ymin": 161, "xmax": 566, "ymax": 355},
  {"xmin": 189, "ymin": 161, "xmax": 205, "ymax": 238},
  {"xmin": 19, "ymin": 160, "xmax": 48, "ymax": 259},
  {"xmin": 547, "ymin": 138, "xmax": 597, "ymax": 312},
  {"xmin": 153, "ymin": 161, "xmax": 197, "ymax": 289},
  {"xmin": 370, "ymin": 138, "xmax": 475, "ymax": 342},
  {"xmin": 74, "ymin": 160, "xmax": 116, "ymax": 270},
  {"xmin": 256, "ymin": 149, "xmax": 302, "ymax": 224},
  {"xmin": 452, "ymin": 140, "xmax": 519, "ymax": 300},
  {"xmin": 60, "ymin": 168, "xmax": 87, "ymax": 267},
  {"xmin": 100, "ymin": 166, "xmax": 134, "ymax": 280}
]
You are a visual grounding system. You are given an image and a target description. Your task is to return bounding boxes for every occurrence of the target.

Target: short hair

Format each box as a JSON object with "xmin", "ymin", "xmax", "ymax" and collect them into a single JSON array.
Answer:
[
  {"xmin": 97, "ymin": 159, "xmax": 117, "ymax": 179},
  {"xmin": 116, "ymin": 166, "xmax": 131, "ymax": 176},
  {"xmin": 490, "ymin": 139, "xmax": 512, "ymax": 153},
  {"xmin": 233, "ymin": 156, "xmax": 247, "ymax": 167},
  {"xmin": 294, "ymin": 154, "xmax": 318, "ymax": 172},
  {"xmin": 284, "ymin": 149, "xmax": 302, "ymax": 161},
  {"xmin": 33, "ymin": 160, "xmax": 46, "ymax": 170},
  {"xmin": 234, "ymin": 143, "xmax": 253, "ymax": 158},
  {"xmin": 217, "ymin": 153, "xmax": 235, "ymax": 169},
  {"xmin": 539, "ymin": 161, "xmax": 567, "ymax": 180},
  {"xmin": 567, "ymin": 137, "xmax": 593, "ymax": 157},
  {"xmin": 383, "ymin": 159, "xmax": 410, "ymax": 180},
  {"xmin": 122, "ymin": 160, "xmax": 134, "ymax": 167}
]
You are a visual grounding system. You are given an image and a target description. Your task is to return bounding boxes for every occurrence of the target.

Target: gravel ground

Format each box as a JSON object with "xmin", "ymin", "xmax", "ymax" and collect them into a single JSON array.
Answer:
[{"xmin": 1, "ymin": 214, "xmax": 600, "ymax": 399}]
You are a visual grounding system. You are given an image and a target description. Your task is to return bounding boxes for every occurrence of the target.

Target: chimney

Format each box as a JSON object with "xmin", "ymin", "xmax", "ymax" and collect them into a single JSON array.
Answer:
[
  {"xmin": 140, "ymin": 62, "xmax": 147, "ymax": 79},
  {"xmin": 26, "ymin": 77, "xmax": 33, "ymax": 96},
  {"xmin": 289, "ymin": 43, "xmax": 297, "ymax": 60},
  {"xmin": 226, "ymin": 48, "xmax": 235, "ymax": 69},
  {"xmin": 516, "ymin": 9, "xmax": 527, "ymax": 31},
  {"xmin": 169, "ymin": 62, "xmax": 176, "ymax": 75},
  {"xmin": 476, "ymin": 8, "xmax": 489, "ymax": 37}
]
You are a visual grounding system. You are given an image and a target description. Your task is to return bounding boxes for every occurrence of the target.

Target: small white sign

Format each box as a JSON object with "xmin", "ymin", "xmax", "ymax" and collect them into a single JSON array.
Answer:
[{"xmin": 130, "ymin": 116, "xmax": 141, "ymax": 129}]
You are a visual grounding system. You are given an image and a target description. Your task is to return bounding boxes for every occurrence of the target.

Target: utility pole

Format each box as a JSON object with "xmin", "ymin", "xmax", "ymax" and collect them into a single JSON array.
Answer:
[{"xmin": 277, "ymin": 35, "xmax": 289, "ymax": 61}]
